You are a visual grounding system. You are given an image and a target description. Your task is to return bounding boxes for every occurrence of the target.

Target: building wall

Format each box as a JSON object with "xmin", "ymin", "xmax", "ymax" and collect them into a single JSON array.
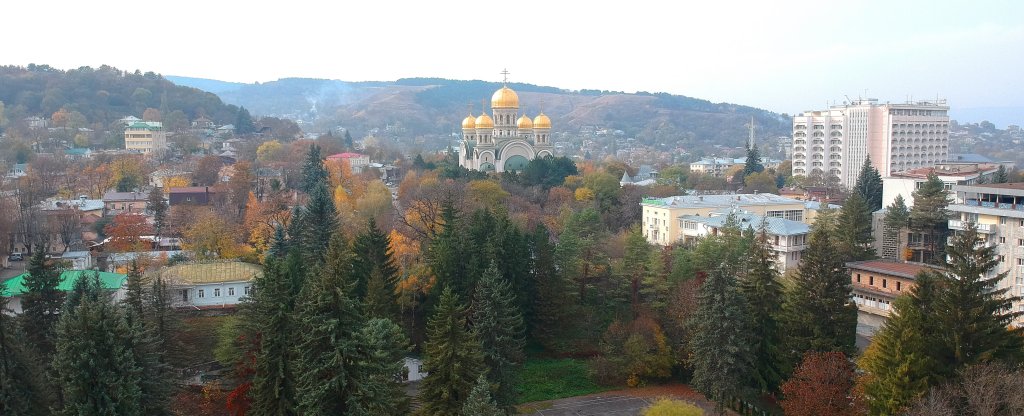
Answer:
[{"xmin": 174, "ymin": 281, "xmax": 253, "ymax": 308}]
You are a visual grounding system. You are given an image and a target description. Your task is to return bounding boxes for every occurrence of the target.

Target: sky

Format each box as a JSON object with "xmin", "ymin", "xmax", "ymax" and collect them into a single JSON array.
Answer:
[{"xmin": 4, "ymin": 0, "xmax": 1023, "ymax": 119}]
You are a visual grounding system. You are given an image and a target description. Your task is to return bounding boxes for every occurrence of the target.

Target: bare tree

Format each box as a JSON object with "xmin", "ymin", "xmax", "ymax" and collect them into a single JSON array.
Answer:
[{"xmin": 49, "ymin": 207, "xmax": 81, "ymax": 253}]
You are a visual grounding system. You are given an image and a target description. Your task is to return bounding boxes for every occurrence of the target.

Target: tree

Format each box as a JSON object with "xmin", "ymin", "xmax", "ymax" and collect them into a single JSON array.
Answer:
[
  {"xmin": 250, "ymin": 255, "xmax": 303, "ymax": 416},
  {"xmin": 19, "ymin": 247, "xmax": 64, "ymax": 358},
  {"xmin": 104, "ymin": 212, "xmax": 154, "ymax": 252},
  {"xmin": 182, "ymin": 209, "xmax": 245, "ymax": 260},
  {"xmin": 781, "ymin": 212, "xmax": 857, "ymax": 371},
  {"xmin": 743, "ymin": 172, "xmax": 777, "ymax": 194},
  {"xmin": 235, "ymin": 107, "xmax": 256, "ymax": 135},
  {"xmin": 147, "ymin": 187, "xmax": 168, "ymax": 238},
  {"xmin": 854, "ymin": 155, "xmax": 884, "ymax": 212},
  {"xmin": 0, "ymin": 284, "xmax": 41, "ymax": 416},
  {"xmin": 461, "ymin": 374, "xmax": 503, "ymax": 416},
  {"xmin": 530, "ymin": 225, "xmax": 574, "ymax": 353},
  {"xmin": 228, "ymin": 161, "xmax": 255, "ymax": 217},
  {"xmin": 54, "ymin": 273, "xmax": 143, "ymax": 415},
  {"xmin": 300, "ymin": 144, "xmax": 327, "ymax": 194},
  {"xmin": 906, "ymin": 363, "xmax": 1024, "ymax": 416},
  {"xmin": 882, "ymin": 195, "xmax": 910, "ymax": 260},
  {"xmin": 193, "ymin": 155, "xmax": 223, "ymax": 186},
  {"xmin": 780, "ymin": 351, "xmax": 858, "ymax": 416},
  {"xmin": 298, "ymin": 183, "xmax": 338, "ymax": 267},
  {"xmin": 142, "ymin": 107, "xmax": 161, "ymax": 122},
  {"xmin": 836, "ymin": 192, "xmax": 876, "ymax": 261},
  {"xmin": 743, "ymin": 145, "xmax": 764, "ymax": 177},
  {"xmin": 357, "ymin": 318, "xmax": 410, "ymax": 415},
  {"xmin": 688, "ymin": 265, "xmax": 754, "ymax": 410},
  {"xmin": 908, "ymin": 173, "xmax": 950, "ymax": 264},
  {"xmin": 992, "ymin": 165, "xmax": 1008, "ymax": 184},
  {"xmin": 418, "ymin": 287, "xmax": 486, "ymax": 416},
  {"xmin": 471, "ymin": 264, "xmax": 525, "ymax": 410},
  {"xmin": 741, "ymin": 225, "xmax": 784, "ymax": 394}
]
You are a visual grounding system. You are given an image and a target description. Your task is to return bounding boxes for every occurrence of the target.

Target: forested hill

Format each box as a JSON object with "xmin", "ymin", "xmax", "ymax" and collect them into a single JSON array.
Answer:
[
  {"xmin": 0, "ymin": 65, "xmax": 245, "ymax": 130},
  {"xmin": 168, "ymin": 75, "xmax": 792, "ymax": 146}
]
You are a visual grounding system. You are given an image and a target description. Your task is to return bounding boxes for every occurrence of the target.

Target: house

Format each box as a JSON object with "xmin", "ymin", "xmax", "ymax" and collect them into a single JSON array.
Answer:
[
  {"xmin": 103, "ymin": 191, "xmax": 149, "ymax": 214},
  {"xmin": 847, "ymin": 260, "xmax": 939, "ymax": 336},
  {"xmin": 103, "ymin": 250, "xmax": 185, "ymax": 272},
  {"xmin": 677, "ymin": 209, "xmax": 810, "ymax": 270},
  {"xmin": 2, "ymin": 270, "xmax": 127, "ymax": 314},
  {"xmin": 5, "ymin": 163, "xmax": 27, "ymax": 179},
  {"xmin": 326, "ymin": 152, "xmax": 371, "ymax": 173},
  {"xmin": 64, "ymin": 148, "xmax": 93, "ymax": 159},
  {"xmin": 38, "ymin": 197, "xmax": 105, "ymax": 253},
  {"xmin": 158, "ymin": 262, "xmax": 262, "ymax": 309},
  {"xmin": 191, "ymin": 116, "xmax": 214, "ymax": 129},
  {"xmin": 217, "ymin": 124, "xmax": 235, "ymax": 137},
  {"xmin": 620, "ymin": 165, "xmax": 659, "ymax": 187},
  {"xmin": 640, "ymin": 193, "xmax": 812, "ymax": 246},
  {"xmin": 169, "ymin": 186, "xmax": 221, "ymax": 206},
  {"xmin": 24, "ymin": 116, "xmax": 48, "ymax": 129},
  {"xmin": 149, "ymin": 168, "xmax": 191, "ymax": 188},
  {"xmin": 61, "ymin": 251, "xmax": 94, "ymax": 270}
]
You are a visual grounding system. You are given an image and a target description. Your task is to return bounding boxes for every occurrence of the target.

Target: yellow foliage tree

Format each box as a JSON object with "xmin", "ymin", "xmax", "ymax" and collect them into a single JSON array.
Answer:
[
  {"xmin": 642, "ymin": 399, "xmax": 704, "ymax": 416},
  {"xmin": 164, "ymin": 176, "xmax": 191, "ymax": 192},
  {"xmin": 467, "ymin": 179, "xmax": 509, "ymax": 208},
  {"xmin": 356, "ymin": 180, "xmax": 393, "ymax": 223},
  {"xmin": 575, "ymin": 187, "xmax": 596, "ymax": 202},
  {"xmin": 256, "ymin": 140, "xmax": 284, "ymax": 163},
  {"xmin": 183, "ymin": 208, "xmax": 246, "ymax": 260},
  {"xmin": 108, "ymin": 156, "xmax": 147, "ymax": 190}
]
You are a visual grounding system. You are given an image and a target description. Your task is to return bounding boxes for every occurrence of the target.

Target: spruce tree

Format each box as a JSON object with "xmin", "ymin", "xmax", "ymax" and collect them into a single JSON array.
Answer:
[
  {"xmin": 300, "ymin": 182, "xmax": 339, "ymax": 267},
  {"xmin": 744, "ymin": 145, "xmax": 765, "ymax": 177},
  {"xmin": 123, "ymin": 296, "xmax": 172, "ymax": 416},
  {"xmin": 688, "ymin": 264, "xmax": 755, "ymax": 409},
  {"xmin": 837, "ymin": 192, "xmax": 876, "ymax": 261},
  {"xmin": 427, "ymin": 200, "xmax": 466, "ymax": 302},
  {"xmin": 854, "ymin": 155, "xmax": 884, "ymax": 212},
  {"xmin": 623, "ymin": 226, "xmax": 653, "ymax": 312},
  {"xmin": 530, "ymin": 226, "xmax": 574, "ymax": 352},
  {"xmin": 741, "ymin": 225, "xmax": 784, "ymax": 394},
  {"xmin": 124, "ymin": 260, "xmax": 145, "ymax": 317},
  {"xmin": 267, "ymin": 224, "xmax": 288, "ymax": 259},
  {"xmin": 908, "ymin": 173, "xmax": 950, "ymax": 264},
  {"xmin": 0, "ymin": 284, "xmax": 41, "ymax": 416},
  {"xmin": 471, "ymin": 263, "xmax": 525, "ymax": 411},
  {"xmin": 19, "ymin": 246, "xmax": 63, "ymax": 357},
  {"xmin": 300, "ymin": 144, "xmax": 327, "ymax": 194},
  {"xmin": 358, "ymin": 318, "xmax": 410, "ymax": 415},
  {"xmin": 488, "ymin": 213, "xmax": 533, "ymax": 324},
  {"xmin": 250, "ymin": 255, "xmax": 302, "ymax": 416},
  {"xmin": 993, "ymin": 165, "xmax": 1008, "ymax": 183},
  {"xmin": 781, "ymin": 212, "xmax": 858, "ymax": 372},
  {"xmin": 147, "ymin": 186, "xmax": 168, "ymax": 238},
  {"xmin": 882, "ymin": 195, "xmax": 910, "ymax": 260},
  {"xmin": 351, "ymin": 218, "xmax": 399, "ymax": 316},
  {"xmin": 54, "ymin": 273, "xmax": 143, "ymax": 415},
  {"xmin": 461, "ymin": 374, "xmax": 503, "ymax": 416},
  {"xmin": 418, "ymin": 287, "xmax": 485, "ymax": 416}
]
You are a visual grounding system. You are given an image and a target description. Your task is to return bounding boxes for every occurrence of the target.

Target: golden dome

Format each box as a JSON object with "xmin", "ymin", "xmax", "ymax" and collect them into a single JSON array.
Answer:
[
  {"xmin": 461, "ymin": 114, "xmax": 476, "ymax": 130},
  {"xmin": 475, "ymin": 113, "xmax": 494, "ymax": 129},
  {"xmin": 533, "ymin": 113, "xmax": 551, "ymax": 129},
  {"xmin": 491, "ymin": 86, "xmax": 519, "ymax": 109},
  {"xmin": 517, "ymin": 114, "xmax": 533, "ymax": 129}
]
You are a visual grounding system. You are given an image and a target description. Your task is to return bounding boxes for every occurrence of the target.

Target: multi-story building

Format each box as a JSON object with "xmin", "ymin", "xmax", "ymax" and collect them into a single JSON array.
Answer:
[
  {"xmin": 948, "ymin": 182, "xmax": 1024, "ymax": 323},
  {"xmin": 848, "ymin": 260, "xmax": 938, "ymax": 336},
  {"xmin": 678, "ymin": 209, "xmax": 810, "ymax": 270},
  {"xmin": 792, "ymin": 99, "xmax": 950, "ymax": 187},
  {"xmin": 881, "ymin": 162, "xmax": 998, "ymax": 208},
  {"xmin": 124, "ymin": 121, "xmax": 167, "ymax": 154},
  {"xmin": 640, "ymin": 193, "xmax": 819, "ymax": 246},
  {"xmin": 689, "ymin": 157, "xmax": 781, "ymax": 177}
]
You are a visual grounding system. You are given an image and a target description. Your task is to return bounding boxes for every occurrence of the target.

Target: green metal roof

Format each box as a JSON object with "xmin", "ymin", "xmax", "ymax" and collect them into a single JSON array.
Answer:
[{"xmin": 1, "ymin": 270, "xmax": 128, "ymax": 296}]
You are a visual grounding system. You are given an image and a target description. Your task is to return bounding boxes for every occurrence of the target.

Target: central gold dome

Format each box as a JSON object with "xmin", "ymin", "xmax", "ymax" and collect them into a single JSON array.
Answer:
[{"xmin": 491, "ymin": 87, "xmax": 519, "ymax": 109}]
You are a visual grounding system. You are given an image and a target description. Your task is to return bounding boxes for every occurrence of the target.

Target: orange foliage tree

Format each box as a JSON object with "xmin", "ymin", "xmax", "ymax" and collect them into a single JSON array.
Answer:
[
  {"xmin": 183, "ymin": 208, "xmax": 247, "ymax": 260},
  {"xmin": 103, "ymin": 213, "xmax": 153, "ymax": 252},
  {"xmin": 242, "ymin": 192, "xmax": 290, "ymax": 259},
  {"xmin": 780, "ymin": 351, "xmax": 859, "ymax": 416}
]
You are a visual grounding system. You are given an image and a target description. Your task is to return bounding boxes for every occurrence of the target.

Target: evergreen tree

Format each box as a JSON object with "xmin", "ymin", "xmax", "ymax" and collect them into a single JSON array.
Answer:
[
  {"xmin": 882, "ymin": 195, "xmax": 910, "ymax": 260},
  {"xmin": 250, "ymin": 254, "xmax": 303, "ymax": 416},
  {"xmin": 54, "ymin": 273, "xmax": 143, "ymax": 415},
  {"xmin": 854, "ymin": 155, "xmax": 884, "ymax": 212},
  {"xmin": 300, "ymin": 183, "xmax": 338, "ymax": 267},
  {"xmin": 993, "ymin": 164, "xmax": 1008, "ymax": 183},
  {"xmin": 487, "ymin": 213, "xmax": 533, "ymax": 324},
  {"xmin": 741, "ymin": 224, "xmax": 784, "ymax": 394},
  {"xmin": 236, "ymin": 106, "xmax": 256, "ymax": 135},
  {"xmin": 428, "ymin": 200, "xmax": 467, "ymax": 302},
  {"xmin": 0, "ymin": 284, "xmax": 41, "ymax": 416},
  {"xmin": 344, "ymin": 130, "xmax": 355, "ymax": 149},
  {"xmin": 836, "ymin": 192, "xmax": 876, "ymax": 261},
  {"xmin": 267, "ymin": 224, "xmax": 288, "ymax": 259},
  {"xmin": 743, "ymin": 145, "xmax": 765, "ymax": 177},
  {"xmin": 300, "ymin": 144, "xmax": 327, "ymax": 194},
  {"xmin": 781, "ymin": 212, "xmax": 858, "ymax": 372},
  {"xmin": 622, "ymin": 226, "xmax": 653, "ymax": 313},
  {"xmin": 123, "ymin": 296, "xmax": 172, "ymax": 415},
  {"xmin": 471, "ymin": 264, "xmax": 525, "ymax": 411},
  {"xmin": 19, "ymin": 246, "xmax": 63, "ymax": 358},
  {"xmin": 418, "ymin": 287, "xmax": 485, "ymax": 416},
  {"xmin": 124, "ymin": 260, "xmax": 145, "ymax": 317},
  {"xmin": 351, "ymin": 218, "xmax": 399, "ymax": 314},
  {"xmin": 147, "ymin": 187, "xmax": 168, "ymax": 237},
  {"xmin": 530, "ymin": 226, "xmax": 574, "ymax": 352},
  {"xmin": 688, "ymin": 264, "xmax": 755, "ymax": 409},
  {"xmin": 908, "ymin": 173, "xmax": 950, "ymax": 264},
  {"xmin": 461, "ymin": 374, "xmax": 503, "ymax": 416},
  {"xmin": 358, "ymin": 318, "xmax": 410, "ymax": 415}
]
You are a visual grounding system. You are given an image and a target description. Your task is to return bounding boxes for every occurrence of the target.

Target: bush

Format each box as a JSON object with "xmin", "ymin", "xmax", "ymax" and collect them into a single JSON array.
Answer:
[
  {"xmin": 591, "ymin": 317, "xmax": 674, "ymax": 386},
  {"xmin": 643, "ymin": 399, "xmax": 704, "ymax": 416}
]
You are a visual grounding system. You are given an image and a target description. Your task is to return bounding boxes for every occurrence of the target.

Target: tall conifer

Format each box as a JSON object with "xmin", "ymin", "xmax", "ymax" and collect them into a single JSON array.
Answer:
[
  {"xmin": 741, "ymin": 224, "xmax": 784, "ymax": 394},
  {"xmin": 461, "ymin": 374, "xmax": 504, "ymax": 416},
  {"xmin": 19, "ymin": 246, "xmax": 63, "ymax": 357},
  {"xmin": 351, "ymin": 218, "xmax": 399, "ymax": 317},
  {"xmin": 0, "ymin": 284, "xmax": 41, "ymax": 416},
  {"xmin": 837, "ymin": 192, "xmax": 876, "ymax": 261},
  {"xmin": 854, "ymin": 155, "xmax": 884, "ymax": 212},
  {"xmin": 882, "ymin": 195, "xmax": 910, "ymax": 260},
  {"xmin": 472, "ymin": 263, "xmax": 525, "ymax": 410},
  {"xmin": 418, "ymin": 287, "xmax": 485, "ymax": 416}
]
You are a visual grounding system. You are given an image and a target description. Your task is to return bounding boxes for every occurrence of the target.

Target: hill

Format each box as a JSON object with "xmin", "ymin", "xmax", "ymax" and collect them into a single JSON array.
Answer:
[{"xmin": 169, "ymin": 76, "xmax": 792, "ymax": 148}]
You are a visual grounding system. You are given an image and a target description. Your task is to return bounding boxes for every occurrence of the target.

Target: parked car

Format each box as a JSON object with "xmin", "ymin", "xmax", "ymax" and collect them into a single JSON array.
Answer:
[{"xmin": 8, "ymin": 253, "xmax": 24, "ymax": 261}]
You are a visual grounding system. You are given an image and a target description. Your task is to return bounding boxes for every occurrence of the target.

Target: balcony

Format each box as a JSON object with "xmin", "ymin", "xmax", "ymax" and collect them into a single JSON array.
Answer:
[{"xmin": 948, "ymin": 220, "xmax": 996, "ymax": 234}]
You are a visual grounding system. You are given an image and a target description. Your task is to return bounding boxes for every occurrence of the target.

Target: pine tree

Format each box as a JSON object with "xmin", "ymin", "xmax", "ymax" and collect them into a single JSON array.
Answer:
[
  {"xmin": 781, "ymin": 212, "xmax": 858, "ymax": 372},
  {"xmin": 358, "ymin": 318, "xmax": 410, "ymax": 415},
  {"xmin": 688, "ymin": 264, "xmax": 755, "ymax": 409},
  {"xmin": 908, "ymin": 173, "xmax": 950, "ymax": 264},
  {"xmin": 250, "ymin": 255, "xmax": 302, "ymax": 416},
  {"xmin": 124, "ymin": 260, "xmax": 145, "ymax": 317},
  {"xmin": 147, "ymin": 187, "xmax": 168, "ymax": 237},
  {"xmin": 236, "ymin": 106, "xmax": 257, "ymax": 135},
  {"xmin": 836, "ymin": 192, "xmax": 876, "ymax": 261},
  {"xmin": 992, "ymin": 165, "xmax": 1008, "ymax": 183},
  {"xmin": 530, "ymin": 226, "xmax": 574, "ymax": 352},
  {"xmin": 741, "ymin": 224, "xmax": 784, "ymax": 394},
  {"xmin": 461, "ymin": 374, "xmax": 504, "ymax": 416},
  {"xmin": 854, "ymin": 155, "xmax": 884, "ymax": 212},
  {"xmin": 351, "ymin": 218, "xmax": 399, "ymax": 315},
  {"xmin": 471, "ymin": 263, "xmax": 525, "ymax": 411},
  {"xmin": 19, "ymin": 246, "xmax": 63, "ymax": 358},
  {"xmin": 744, "ymin": 145, "xmax": 765, "ymax": 177},
  {"xmin": 300, "ymin": 182, "xmax": 338, "ymax": 267},
  {"xmin": 344, "ymin": 130, "xmax": 355, "ymax": 150},
  {"xmin": 418, "ymin": 287, "xmax": 485, "ymax": 416},
  {"xmin": 300, "ymin": 144, "xmax": 327, "ymax": 194},
  {"xmin": 428, "ymin": 200, "xmax": 466, "ymax": 302},
  {"xmin": 0, "ymin": 284, "xmax": 41, "ymax": 416},
  {"xmin": 54, "ymin": 273, "xmax": 143, "ymax": 415},
  {"xmin": 623, "ymin": 226, "xmax": 653, "ymax": 313},
  {"xmin": 882, "ymin": 195, "xmax": 910, "ymax": 260}
]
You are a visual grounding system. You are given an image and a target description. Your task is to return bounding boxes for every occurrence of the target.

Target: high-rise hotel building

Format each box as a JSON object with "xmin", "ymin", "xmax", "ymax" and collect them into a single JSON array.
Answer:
[{"xmin": 791, "ymin": 99, "xmax": 950, "ymax": 187}]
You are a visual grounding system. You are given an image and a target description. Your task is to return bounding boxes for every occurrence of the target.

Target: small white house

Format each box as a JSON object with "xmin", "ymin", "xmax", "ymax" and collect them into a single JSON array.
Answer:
[{"xmin": 158, "ymin": 262, "xmax": 261, "ymax": 309}]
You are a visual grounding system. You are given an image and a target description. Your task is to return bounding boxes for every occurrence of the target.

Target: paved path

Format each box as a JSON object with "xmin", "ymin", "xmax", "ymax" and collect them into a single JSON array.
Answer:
[{"xmin": 519, "ymin": 384, "xmax": 734, "ymax": 416}]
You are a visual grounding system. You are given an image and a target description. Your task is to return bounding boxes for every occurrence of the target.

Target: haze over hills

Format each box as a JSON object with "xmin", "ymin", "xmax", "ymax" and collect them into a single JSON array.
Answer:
[{"xmin": 166, "ymin": 75, "xmax": 794, "ymax": 148}]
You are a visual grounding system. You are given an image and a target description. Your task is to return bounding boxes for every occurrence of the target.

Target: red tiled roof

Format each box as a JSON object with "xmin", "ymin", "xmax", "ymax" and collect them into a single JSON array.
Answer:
[
  {"xmin": 846, "ymin": 260, "xmax": 940, "ymax": 279},
  {"xmin": 326, "ymin": 152, "xmax": 366, "ymax": 159}
]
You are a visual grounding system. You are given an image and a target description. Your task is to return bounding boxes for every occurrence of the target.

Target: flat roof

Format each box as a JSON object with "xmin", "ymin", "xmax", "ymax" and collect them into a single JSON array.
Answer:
[
  {"xmin": 642, "ymin": 193, "xmax": 805, "ymax": 209},
  {"xmin": 2, "ymin": 270, "xmax": 127, "ymax": 296},
  {"xmin": 846, "ymin": 260, "xmax": 938, "ymax": 280},
  {"xmin": 158, "ymin": 262, "xmax": 262, "ymax": 285}
]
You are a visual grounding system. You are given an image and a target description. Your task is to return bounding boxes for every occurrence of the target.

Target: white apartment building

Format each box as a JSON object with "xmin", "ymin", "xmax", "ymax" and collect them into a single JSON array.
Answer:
[
  {"xmin": 947, "ymin": 183, "xmax": 1024, "ymax": 324},
  {"xmin": 678, "ymin": 209, "xmax": 810, "ymax": 271},
  {"xmin": 881, "ymin": 162, "xmax": 998, "ymax": 208},
  {"xmin": 640, "ymin": 193, "xmax": 819, "ymax": 246},
  {"xmin": 792, "ymin": 99, "xmax": 950, "ymax": 187},
  {"xmin": 124, "ymin": 121, "xmax": 167, "ymax": 154}
]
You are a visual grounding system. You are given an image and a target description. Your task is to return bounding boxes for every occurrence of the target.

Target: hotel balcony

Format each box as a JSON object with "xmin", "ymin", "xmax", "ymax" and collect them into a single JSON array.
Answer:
[{"xmin": 948, "ymin": 220, "xmax": 996, "ymax": 234}]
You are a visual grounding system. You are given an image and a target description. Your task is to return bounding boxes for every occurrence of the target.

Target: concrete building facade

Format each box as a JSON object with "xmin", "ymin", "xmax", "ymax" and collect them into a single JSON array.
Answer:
[
  {"xmin": 848, "ymin": 260, "xmax": 937, "ymax": 336},
  {"xmin": 640, "ymin": 194, "xmax": 817, "ymax": 246},
  {"xmin": 124, "ymin": 121, "xmax": 167, "ymax": 154},
  {"xmin": 678, "ymin": 209, "xmax": 810, "ymax": 270}
]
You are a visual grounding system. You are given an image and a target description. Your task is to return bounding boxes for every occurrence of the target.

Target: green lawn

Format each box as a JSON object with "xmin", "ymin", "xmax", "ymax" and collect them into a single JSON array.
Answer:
[{"xmin": 516, "ymin": 358, "xmax": 615, "ymax": 404}]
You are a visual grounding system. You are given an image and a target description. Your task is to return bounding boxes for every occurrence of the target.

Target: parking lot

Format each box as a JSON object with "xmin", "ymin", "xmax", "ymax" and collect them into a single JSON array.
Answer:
[{"xmin": 527, "ymin": 394, "xmax": 657, "ymax": 416}]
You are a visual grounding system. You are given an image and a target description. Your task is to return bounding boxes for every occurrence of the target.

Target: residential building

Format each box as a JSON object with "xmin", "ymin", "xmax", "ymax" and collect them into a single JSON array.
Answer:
[
  {"xmin": 848, "ymin": 260, "xmax": 938, "ymax": 336},
  {"xmin": 678, "ymin": 209, "xmax": 810, "ymax": 270},
  {"xmin": 2, "ymin": 270, "xmax": 127, "ymax": 314},
  {"xmin": 640, "ymin": 193, "xmax": 812, "ymax": 246},
  {"xmin": 792, "ymin": 99, "xmax": 950, "ymax": 187},
  {"xmin": 149, "ymin": 168, "xmax": 190, "ymax": 188},
  {"xmin": 327, "ymin": 152, "xmax": 372, "ymax": 173},
  {"xmin": 169, "ymin": 186, "xmax": 221, "ymax": 206},
  {"xmin": 881, "ymin": 162, "xmax": 998, "ymax": 208},
  {"xmin": 124, "ymin": 121, "xmax": 167, "ymax": 154},
  {"xmin": 103, "ymin": 190, "xmax": 149, "ymax": 214},
  {"xmin": 61, "ymin": 251, "xmax": 94, "ymax": 270},
  {"xmin": 158, "ymin": 262, "xmax": 261, "ymax": 309},
  {"xmin": 947, "ymin": 182, "xmax": 1024, "ymax": 323},
  {"xmin": 620, "ymin": 165, "xmax": 659, "ymax": 186},
  {"xmin": 5, "ymin": 163, "xmax": 27, "ymax": 179},
  {"xmin": 457, "ymin": 82, "xmax": 554, "ymax": 172},
  {"xmin": 689, "ymin": 157, "xmax": 781, "ymax": 177}
]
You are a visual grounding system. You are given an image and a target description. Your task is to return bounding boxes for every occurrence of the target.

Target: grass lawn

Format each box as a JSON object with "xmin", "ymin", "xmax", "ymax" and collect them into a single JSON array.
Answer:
[{"xmin": 516, "ymin": 358, "xmax": 616, "ymax": 404}]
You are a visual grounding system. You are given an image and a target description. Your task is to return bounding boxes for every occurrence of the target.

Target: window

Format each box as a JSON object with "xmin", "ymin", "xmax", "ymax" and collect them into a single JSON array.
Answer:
[
  {"xmin": 1001, "ymin": 237, "xmax": 1007, "ymax": 244},
  {"xmin": 244, "ymin": 286, "xmax": 252, "ymax": 295},
  {"xmin": 869, "ymin": 276, "xmax": 874, "ymax": 285},
  {"xmin": 214, "ymin": 288, "xmax": 221, "ymax": 297},
  {"xmin": 896, "ymin": 281, "xmax": 902, "ymax": 291},
  {"xmin": 1000, "ymin": 217, "xmax": 1007, "ymax": 225},
  {"xmin": 198, "ymin": 289, "xmax": 205, "ymax": 298},
  {"xmin": 999, "ymin": 255, "xmax": 1006, "ymax": 262},
  {"xmin": 228, "ymin": 287, "xmax": 235, "ymax": 296},
  {"xmin": 856, "ymin": 273, "xmax": 861, "ymax": 283},
  {"xmin": 882, "ymin": 279, "xmax": 887, "ymax": 289},
  {"xmin": 1020, "ymin": 239, "xmax": 1024, "ymax": 247}
]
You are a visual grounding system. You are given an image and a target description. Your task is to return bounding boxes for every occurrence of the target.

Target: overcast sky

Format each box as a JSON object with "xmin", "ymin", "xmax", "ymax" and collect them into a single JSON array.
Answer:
[{"xmin": 5, "ymin": 0, "xmax": 1022, "ymax": 116}]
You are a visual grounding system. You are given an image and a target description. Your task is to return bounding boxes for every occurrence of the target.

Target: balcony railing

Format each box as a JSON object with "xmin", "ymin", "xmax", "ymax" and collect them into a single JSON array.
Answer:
[{"xmin": 948, "ymin": 220, "xmax": 996, "ymax": 234}]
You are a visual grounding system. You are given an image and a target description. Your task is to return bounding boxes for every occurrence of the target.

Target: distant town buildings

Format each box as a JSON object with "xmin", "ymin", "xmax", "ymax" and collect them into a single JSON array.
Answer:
[
  {"xmin": 791, "ymin": 99, "xmax": 950, "ymax": 187},
  {"xmin": 459, "ymin": 81, "xmax": 554, "ymax": 172},
  {"xmin": 327, "ymin": 152, "xmax": 371, "ymax": 173},
  {"xmin": 620, "ymin": 165, "xmax": 659, "ymax": 186},
  {"xmin": 124, "ymin": 121, "xmax": 167, "ymax": 154},
  {"xmin": 881, "ymin": 162, "xmax": 999, "ymax": 208},
  {"xmin": 689, "ymin": 157, "xmax": 781, "ymax": 177}
]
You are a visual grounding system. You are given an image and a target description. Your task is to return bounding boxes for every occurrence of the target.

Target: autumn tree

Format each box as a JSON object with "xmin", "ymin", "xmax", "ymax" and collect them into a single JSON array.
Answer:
[
  {"xmin": 182, "ymin": 208, "xmax": 244, "ymax": 260},
  {"xmin": 192, "ymin": 155, "xmax": 223, "ymax": 186},
  {"xmin": 780, "ymin": 351, "xmax": 858, "ymax": 416},
  {"xmin": 143, "ymin": 107, "xmax": 162, "ymax": 122},
  {"xmin": 228, "ymin": 161, "xmax": 255, "ymax": 217}
]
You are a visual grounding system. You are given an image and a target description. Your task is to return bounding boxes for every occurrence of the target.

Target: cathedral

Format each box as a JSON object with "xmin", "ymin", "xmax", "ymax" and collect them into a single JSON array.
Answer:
[{"xmin": 459, "ymin": 83, "xmax": 553, "ymax": 172}]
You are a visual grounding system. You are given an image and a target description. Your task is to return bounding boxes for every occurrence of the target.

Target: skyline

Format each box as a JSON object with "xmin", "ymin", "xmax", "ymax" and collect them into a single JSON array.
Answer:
[{"xmin": 4, "ymin": 0, "xmax": 1023, "ymax": 124}]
